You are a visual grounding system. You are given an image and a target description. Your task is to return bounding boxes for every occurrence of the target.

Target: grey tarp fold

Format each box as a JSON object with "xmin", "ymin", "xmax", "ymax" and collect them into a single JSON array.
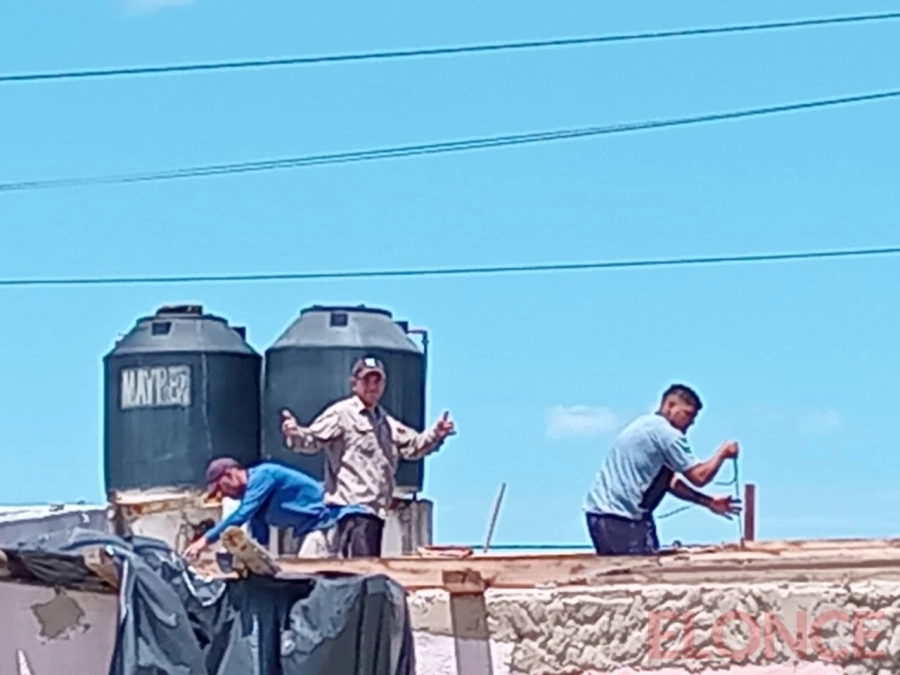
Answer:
[{"xmin": 2, "ymin": 528, "xmax": 415, "ymax": 675}]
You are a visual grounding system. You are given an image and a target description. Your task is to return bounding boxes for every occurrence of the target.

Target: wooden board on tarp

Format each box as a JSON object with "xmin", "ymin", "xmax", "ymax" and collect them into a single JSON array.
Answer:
[{"xmin": 219, "ymin": 526, "xmax": 281, "ymax": 577}]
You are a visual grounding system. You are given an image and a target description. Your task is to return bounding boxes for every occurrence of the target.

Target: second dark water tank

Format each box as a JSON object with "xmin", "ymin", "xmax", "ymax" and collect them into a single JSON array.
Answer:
[
  {"xmin": 262, "ymin": 305, "xmax": 427, "ymax": 494},
  {"xmin": 103, "ymin": 304, "xmax": 261, "ymax": 494}
]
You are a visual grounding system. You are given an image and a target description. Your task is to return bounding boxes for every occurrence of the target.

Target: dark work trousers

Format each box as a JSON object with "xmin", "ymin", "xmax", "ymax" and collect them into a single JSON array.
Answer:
[
  {"xmin": 586, "ymin": 512, "xmax": 660, "ymax": 555},
  {"xmin": 333, "ymin": 513, "xmax": 385, "ymax": 558}
]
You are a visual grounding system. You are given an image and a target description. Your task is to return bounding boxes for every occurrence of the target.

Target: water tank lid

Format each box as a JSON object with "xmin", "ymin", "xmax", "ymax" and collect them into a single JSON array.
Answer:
[
  {"xmin": 300, "ymin": 304, "xmax": 393, "ymax": 319},
  {"xmin": 106, "ymin": 304, "xmax": 258, "ymax": 357},
  {"xmin": 156, "ymin": 304, "xmax": 203, "ymax": 317}
]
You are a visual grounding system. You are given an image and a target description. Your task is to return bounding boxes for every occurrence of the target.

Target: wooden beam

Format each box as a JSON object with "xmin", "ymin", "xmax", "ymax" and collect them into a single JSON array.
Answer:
[
  {"xmin": 442, "ymin": 569, "xmax": 487, "ymax": 595},
  {"xmin": 82, "ymin": 547, "xmax": 120, "ymax": 590},
  {"xmin": 253, "ymin": 542, "xmax": 900, "ymax": 591},
  {"xmin": 190, "ymin": 536, "xmax": 900, "ymax": 591},
  {"xmin": 740, "ymin": 537, "xmax": 900, "ymax": 552}
]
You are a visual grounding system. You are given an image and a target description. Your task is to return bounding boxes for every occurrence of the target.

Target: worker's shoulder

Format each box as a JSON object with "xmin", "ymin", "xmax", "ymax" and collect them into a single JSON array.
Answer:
[
  {"xmin": 251, "ymin": 461, "xmax": 292, "ymax": 478},
  {"xmin": 254, "ymin": 461, "xmax": 316, "ymax": 484},
  {"xmin": 625, "ymin": 413, "xmax": 682, "ymax": 441},
  {"xmin": 321, "ymin": 396, "xmax": 359, "ymax": 415}
]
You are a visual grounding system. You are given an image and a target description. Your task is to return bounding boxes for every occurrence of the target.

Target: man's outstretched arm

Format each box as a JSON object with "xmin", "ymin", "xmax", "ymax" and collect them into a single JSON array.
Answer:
[
  {"xmin": 391, "ymin": 411, "xmax": 456, "ymax": 460},
  {"xmin": 282, "ymin": 407, "xmax": 343, "ymax": 454},
  {"xmin": 668, "ymin": 476, "xmax": 713, "ymax": 507},
  {"xmin": 669, "ymin": 476, "xmax": 742, "ymax": 519}
]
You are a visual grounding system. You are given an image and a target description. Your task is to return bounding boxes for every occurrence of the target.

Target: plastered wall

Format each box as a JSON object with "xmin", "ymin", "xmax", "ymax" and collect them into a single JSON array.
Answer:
[
  {"xmin": 3, "ymin": 570, "xmax": 899, "ymax": 675},
  {"xmin": 0, "ymin": 582, "xmax": 118, "ymax": 675},
  {"xmin": 407, "ymin": 581, "xmax": 900, "ymax": 675}
]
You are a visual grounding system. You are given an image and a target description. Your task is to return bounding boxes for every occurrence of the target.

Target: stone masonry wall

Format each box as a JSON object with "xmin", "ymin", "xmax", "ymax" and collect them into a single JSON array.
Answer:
[{"xmin": 408, "ymin": 580, "xmax": 900, "ymax": 675}]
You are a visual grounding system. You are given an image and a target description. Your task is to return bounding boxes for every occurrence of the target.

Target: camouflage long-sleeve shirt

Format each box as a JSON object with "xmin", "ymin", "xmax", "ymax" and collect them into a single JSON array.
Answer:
[{"xmin": 285, "ymin": 395, "xmax": 445, "ymax": 514}]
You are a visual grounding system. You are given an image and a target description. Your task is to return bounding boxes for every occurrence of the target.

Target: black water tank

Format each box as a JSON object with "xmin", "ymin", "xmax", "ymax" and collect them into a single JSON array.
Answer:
[
  {"xmin": 262, "ymin": 305, "xmax": 426, "ymax": 494},
  {"xmin": 103, "ymin": 304, "xmax": 261, "ymax": 494}
]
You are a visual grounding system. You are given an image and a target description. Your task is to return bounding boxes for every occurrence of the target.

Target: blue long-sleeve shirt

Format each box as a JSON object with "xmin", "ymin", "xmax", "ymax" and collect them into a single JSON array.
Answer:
[{"xmin": 205, "ymin": 462, "xmax": 368, "ymax": 546}]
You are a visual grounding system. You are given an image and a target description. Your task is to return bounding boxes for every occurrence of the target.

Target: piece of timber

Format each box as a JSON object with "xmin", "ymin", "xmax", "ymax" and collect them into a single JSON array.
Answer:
[
  {"xmin": 738, "ymin": 537, "xmax": 900, "ymax": 553},
  {"xmin": 259, "ymin": 544, "xmax": 900, "ymax": 591},
  {"xmin": 442, "ymin": 569, "xmax": 486, "ymax": 594},
  {"xmin": 221, "ymin": 526, "xmax": 281, "ymax": 577},
  {"xmin": 82, "ymin": 546, "xmax": 120, "ymax": 590}
]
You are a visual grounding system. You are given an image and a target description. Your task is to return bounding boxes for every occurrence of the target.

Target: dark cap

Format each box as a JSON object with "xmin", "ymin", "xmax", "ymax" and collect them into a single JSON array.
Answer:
[
  {"xmin": 352, "ymin": 356, "xmax": 386, "ymax": 378},
  {"xmin": 205, "ymin": 457, "xmax": 241, "ymax": 492}
]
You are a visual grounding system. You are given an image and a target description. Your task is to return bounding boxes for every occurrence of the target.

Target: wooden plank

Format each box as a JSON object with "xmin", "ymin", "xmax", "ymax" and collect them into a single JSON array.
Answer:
[
  {"xmin": 442, "ymin": 569, "xmax": 487, "ymax": 595},
  {"xmin": 262, "ymin": 546, "xmax": 900, "ymax": 591},
  {"xmin": 190, "ymin": 535, "xmax": 900, "ymax": 589},
  {"xmin": 82, "ymin": 547, "xmax": 120, "ymax": 590},
  {"xmin": 417, "ymin": 545, "xmax": 475, "ymax": 559},
  {"xmin": 739, "ymin": 537, "xmax": 900, "ymax": 552}
]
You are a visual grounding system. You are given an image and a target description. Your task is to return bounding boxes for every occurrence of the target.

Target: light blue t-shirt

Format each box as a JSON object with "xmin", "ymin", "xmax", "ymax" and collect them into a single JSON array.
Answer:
[{"xmin": 584, "ymin": 413, "xmax": 699, "ymax": 520}]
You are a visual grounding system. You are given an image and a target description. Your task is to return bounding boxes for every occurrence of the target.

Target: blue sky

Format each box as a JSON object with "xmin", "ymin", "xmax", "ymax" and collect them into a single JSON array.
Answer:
[{"xmin": 2, "ymin": 1, "xmax": 899, "ymax": 549}]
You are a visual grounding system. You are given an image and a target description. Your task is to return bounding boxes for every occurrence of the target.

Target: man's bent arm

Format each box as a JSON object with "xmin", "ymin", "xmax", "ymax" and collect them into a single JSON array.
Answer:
[
  {"xmin": 288, "ymin": 407, "xmax": 343, "ymax": 455},
  {"xmin": 205, "ymin": 472, "xmax": 275, "ymax": 544},
  {"xmin": 669, "ymin": 476, "xmax": 712, "ymax": 507},
  {"xmin": 391, "ymin": 417, "xmax": 445, "ymax": 460},
  {"xmin": 681, "ymin": 447, "xmax": 730, "ymax": 488}
]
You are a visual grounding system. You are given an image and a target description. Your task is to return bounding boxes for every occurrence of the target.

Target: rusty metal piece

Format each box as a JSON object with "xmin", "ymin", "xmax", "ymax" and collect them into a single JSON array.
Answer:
[{"xmin": 744, "ymin": 483, "xmax": 757, "ymax": 543}]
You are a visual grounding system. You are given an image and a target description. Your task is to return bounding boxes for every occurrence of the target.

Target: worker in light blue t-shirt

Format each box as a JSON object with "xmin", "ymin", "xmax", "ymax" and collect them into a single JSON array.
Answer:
[{"xmin": 583, "ymin": 384, "xmax": 741, "ymax": 556}]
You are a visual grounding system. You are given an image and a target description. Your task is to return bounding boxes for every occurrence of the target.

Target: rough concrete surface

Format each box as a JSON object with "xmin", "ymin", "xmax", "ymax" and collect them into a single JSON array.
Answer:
[
  {"xmin": 0, "ymin": 582, "xmax": 117, "ymax": 675},
  {"xmin": 407, "ymin": 581, "xmax": 900, "ymax": 675},
  {"xmin": 30, "ymin": 589, "xmax": 89, "ymax": 640}
]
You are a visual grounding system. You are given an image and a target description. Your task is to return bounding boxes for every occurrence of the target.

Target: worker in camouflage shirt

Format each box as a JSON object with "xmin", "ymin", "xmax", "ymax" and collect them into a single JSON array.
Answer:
[{"xmin": 281, "ymin": 356, "xmax": 455, "ymax": 558}]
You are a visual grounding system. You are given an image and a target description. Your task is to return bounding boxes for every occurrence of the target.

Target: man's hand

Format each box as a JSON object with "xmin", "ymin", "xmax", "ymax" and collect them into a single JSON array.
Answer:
[
  {"xmin": 718, "ymin": 440, "xmax": 740, "ymax": 460},
  {"xmin": 183, "ymin": 535, "xmax": 209, "ymax": 562},
  {"xmin": 707, "ymin": 495, "xmax": 742, "ymax": 519},
  {"xmin": 434, "ymin": 411, "xmax": 456, "ymax": 440},
  {"xmin": 281, "ymin": 409, "xmax": 301, "ymax": 448}
]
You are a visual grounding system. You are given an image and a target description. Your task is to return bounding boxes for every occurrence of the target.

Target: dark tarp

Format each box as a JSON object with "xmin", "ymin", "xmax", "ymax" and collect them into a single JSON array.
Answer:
[{"xmin": 1, "ymin": 528, "xmax": 416, "ymax": 675}]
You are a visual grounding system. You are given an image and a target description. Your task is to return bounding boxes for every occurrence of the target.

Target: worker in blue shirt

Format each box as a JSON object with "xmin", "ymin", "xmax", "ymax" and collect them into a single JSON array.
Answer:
[{"xmin": 182, "ymin": 457, "xmax": 366, "ymax": 561}]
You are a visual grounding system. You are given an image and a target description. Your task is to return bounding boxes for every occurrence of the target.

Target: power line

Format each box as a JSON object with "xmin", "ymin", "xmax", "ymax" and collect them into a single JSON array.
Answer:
[
  {"xmin": 3, "ymin": 11, "xmax": 899, "ymax": 85},
  {"xmin": 1, "ymin": 245, "xmax": 897, "ymax": 289},
  {"xmin": 3, "ymin": 87, "xmax": 899, "ymax": 194}
]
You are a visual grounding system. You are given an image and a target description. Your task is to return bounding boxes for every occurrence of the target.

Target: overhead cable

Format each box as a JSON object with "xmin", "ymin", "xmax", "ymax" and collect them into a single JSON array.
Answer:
[
  {"xmin": 2, "ymin": 11, "xmax": 899, "ymax": 85},
  {"xmin": 1, "ymin": 245, "xmax": 898, "ymax": 289},
  {"xmin": 2, "ymin": 87, "xmax": 899, "ymax": 194}
]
